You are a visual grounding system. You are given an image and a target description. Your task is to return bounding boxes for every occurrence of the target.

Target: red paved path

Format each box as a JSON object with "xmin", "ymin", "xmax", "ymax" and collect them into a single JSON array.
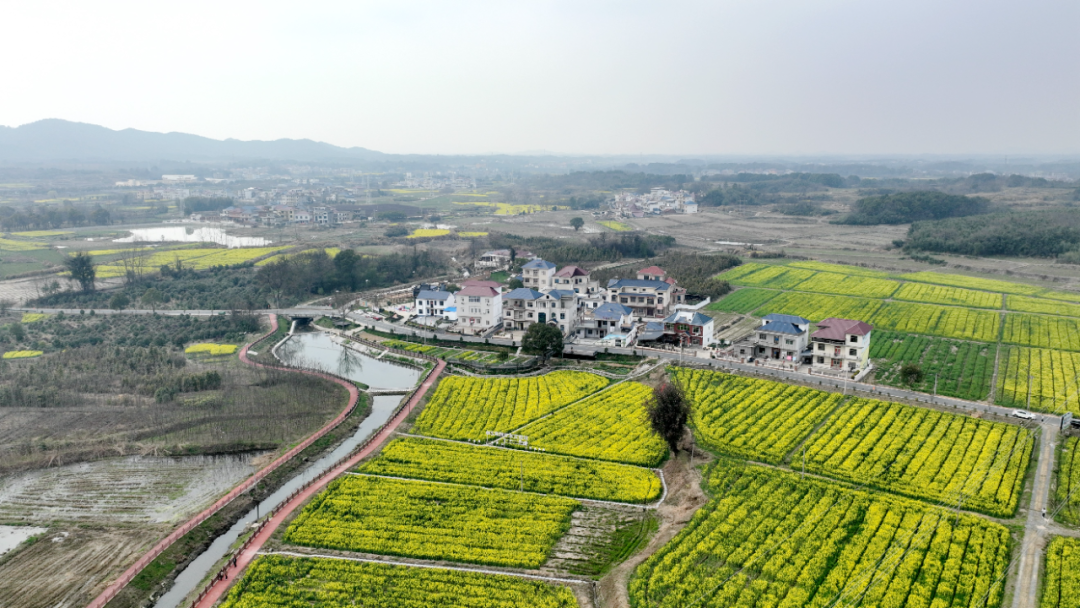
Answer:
[
  {"xmin": 85, "ymin": 315, "xmax": 371, "ymax": 608},
  {"xmin": 190, "ymin": 358, "xmax": 446, "ymax": 608}
]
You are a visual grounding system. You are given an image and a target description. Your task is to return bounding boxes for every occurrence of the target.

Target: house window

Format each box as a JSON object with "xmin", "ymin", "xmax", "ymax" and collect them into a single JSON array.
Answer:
[
  {"xmin": 850, "ymin": 335, "xmax": 859, "ymax": 343},
  {"xmin": 786, "ymin": 339, "xmax": 794, "ymax": 345},
  {"xmin": 817, "ymin": 343, "xmax": 824, "ymax": 351},
  {"xmin": 759, "ymin": 334, "xmax": 766, "ymax": 340},
  {"xmin": 816, "ymin": 356, "xmax": 824, "ymax": 364},
  {"xmin": 849, "ymin": 348, "xmax": 857, "ymax": 356}
]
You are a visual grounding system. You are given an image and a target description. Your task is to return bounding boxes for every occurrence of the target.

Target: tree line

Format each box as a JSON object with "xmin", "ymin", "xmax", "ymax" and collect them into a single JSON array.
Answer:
[
  {"xmin": 837, "ymin": 191, "xmax": 991, "ymax": 225},
  {"xmin": 0, "ymin": 203, "xmax": 111, "ymax": 230},
  {"xmin": 903, "ymin": 209, "xmax": 1080, "ymax": 258}
]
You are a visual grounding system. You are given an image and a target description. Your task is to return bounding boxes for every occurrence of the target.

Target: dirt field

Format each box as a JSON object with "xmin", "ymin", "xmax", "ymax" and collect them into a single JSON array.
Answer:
[{"xmin": 0, "ymin": 524, "xmax": 159, "ymax": 608}]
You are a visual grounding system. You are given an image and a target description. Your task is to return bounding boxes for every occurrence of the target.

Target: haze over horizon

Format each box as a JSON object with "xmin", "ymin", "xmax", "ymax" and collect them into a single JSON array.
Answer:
[{"xmin": 4, "ymin": 0, "xmax": 1078, "ymax": 157}]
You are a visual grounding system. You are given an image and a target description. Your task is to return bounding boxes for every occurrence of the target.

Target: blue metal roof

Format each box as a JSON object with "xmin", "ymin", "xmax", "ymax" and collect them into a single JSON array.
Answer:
[
  {"xmin": 593, "ymin": 302, "xmax": 633, "ymax": 320},
  {"xmin": 762, "ymin": 313, "xmax": 810, "ymax": 326},
  {"xmin": 504, "ymin": 287, "xmax": 545, "ymax": 300},
  {"xmin": 607, "ymin": 278, "xmax": 671, "ymax": 290},
  {"xmin": 546, "ymin": 289, "xmax": 576, "ymax": 299},
  {"xmin": 664, "ymin": 311, "xmax": 712, "ymax": 326},
  {"xmin": 759, "ymin": 321, "xmax": 804, "ymax": 335},
  {"xmin": 416, "ymin": 290, "xmax": 452, "ymax": 300},
  {"xmin": 522, "ymin": 259, "xmax": 556, "ymax": 270}
]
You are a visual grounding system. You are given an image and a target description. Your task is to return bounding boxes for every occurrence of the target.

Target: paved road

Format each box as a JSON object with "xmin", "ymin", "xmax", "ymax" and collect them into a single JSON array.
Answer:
[
  {"xmin": 1013, "ymin": 420, "xmax": 1059, "ymax": 608},
  {"xmin": 189, "ymin": 359, "xmax": 446, "ymax": 608}
]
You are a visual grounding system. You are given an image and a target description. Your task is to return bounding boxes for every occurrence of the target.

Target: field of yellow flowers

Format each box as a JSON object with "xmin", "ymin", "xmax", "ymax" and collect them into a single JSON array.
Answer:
[
  {"xmin": 413, "ymin": 372, "xmax": 608, "ymax": 441},
  {"xmin": 514, "ymin": 382, "xmax": 667, "ymax": 467},
  {"xmin": 802, "ymin": 397, "xmax": 1032, "ymax": 517},
  {"xmin": 218, "ymin": 555, "xmax": 579, "ymax": 608},
  {"xmin": 630, "ymin": 462, "xmax": 1010, "ymax": 608},
  {"xmin": 673, "ymin": 368, "xmax": 844, "ymax": 463},
  {"xmin": 355, "ymin": 437, "xmax": 662, "ymax": 503},
  {"xmin": 284, "ymin": 475, "xmax": 578, "ymax": 568}
]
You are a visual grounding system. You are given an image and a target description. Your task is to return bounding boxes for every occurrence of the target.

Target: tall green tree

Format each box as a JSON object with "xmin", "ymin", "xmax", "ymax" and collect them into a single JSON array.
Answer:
[
  {"xmin": 570, "ymin": 217, "xmax": 585, "ymax": 231},
  {"xmin": 64, "ymin": 252, "xmax": 97, "ymax": 293},
  {"xmin": 141, "ymin": 287, "xmax": 163, "ymax": 312},
  {"xmin": 646, "ymin": 382, "xmax": 690, "ymax": 454},
  {"xmin": 521, "ymin": 323, "xmax": 563, "ymax": 360}
]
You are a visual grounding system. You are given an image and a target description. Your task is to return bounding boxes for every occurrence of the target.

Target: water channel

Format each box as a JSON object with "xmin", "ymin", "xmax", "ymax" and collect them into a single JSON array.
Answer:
[
  {"xmin": 274, "ymin": 331, "xmax": 422, "ymax": 390},
  {"xmin": 155, "ymin": 335, "xmax": 421, "ymax": 608}
]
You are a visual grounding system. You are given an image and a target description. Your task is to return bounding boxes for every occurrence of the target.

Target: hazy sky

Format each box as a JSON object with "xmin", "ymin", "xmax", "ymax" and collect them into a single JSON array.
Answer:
[{"xmin": 3, "ymin": 0, "xmax": 1077, "ymax": 155}]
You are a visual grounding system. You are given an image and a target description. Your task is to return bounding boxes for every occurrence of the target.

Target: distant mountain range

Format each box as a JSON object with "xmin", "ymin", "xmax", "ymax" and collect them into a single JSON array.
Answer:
[{"xmin": 0, "ymin": 119, "xmax": 386, "ymax": 163}]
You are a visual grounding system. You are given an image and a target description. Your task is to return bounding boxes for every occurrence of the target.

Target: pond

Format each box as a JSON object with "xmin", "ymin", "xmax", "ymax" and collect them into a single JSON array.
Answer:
[
  {"xmin": 113, "ymin": 226, "xmax": 272, "ymax": 248},
  {"xmin": 274, "ymin": 332, "xmax": 422, "ymax": 390}
]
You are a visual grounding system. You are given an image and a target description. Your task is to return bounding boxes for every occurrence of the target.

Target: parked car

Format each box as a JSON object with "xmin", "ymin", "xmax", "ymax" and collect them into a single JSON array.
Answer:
[{"xmin": 1012, "ymin": 409, "xmax": 1035, "ymax": 420}]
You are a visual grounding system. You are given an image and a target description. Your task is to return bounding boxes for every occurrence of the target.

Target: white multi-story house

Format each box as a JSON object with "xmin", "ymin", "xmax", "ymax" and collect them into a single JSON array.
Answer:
[
  {"xmin": 454, "ymin": 285, "xmax": 503, "ymax": 331},
  {"xmin": 810, "ymin": 318, "xmax": 873, "ymax": 372},
  {"xmin": 522, "ymin": 259, "xmax": 556, "ymax": 291},
  {"xmin": 503, "ymin": 288, "xmax": 545, "ymax": 331},
  {"xmin": 576, "ymin": 302, "xmax": 634, "ymax": 340},
  {"xmin": 751, "ymin": 313, "xmax": 810, "ymax": 362},
  {"xmin": 414, "ymin": 290, "xmax": 456, "ymax": 320},
  {"xmin": 605, "ymin": 266, "xmax": 686, "ymax": 319},
  {"xmin": 553, "ymin": 265, "xmax": 599, "ymax": 295},
  {"xmin": 502, "ymin": 287, "xmax": 578, "ymax": 335}
]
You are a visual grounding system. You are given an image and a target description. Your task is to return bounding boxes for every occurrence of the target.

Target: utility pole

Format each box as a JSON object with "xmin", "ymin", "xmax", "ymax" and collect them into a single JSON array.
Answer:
[{"xmin": 1028, "ymin": 374, "xmax": 1034, "ymax": 410}]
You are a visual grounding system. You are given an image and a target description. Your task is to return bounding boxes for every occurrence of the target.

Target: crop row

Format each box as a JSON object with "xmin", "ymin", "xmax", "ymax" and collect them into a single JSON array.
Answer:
[
  {"xmin": 758, "ymin": 292, "xmax": 884, "ymax": 324},
  {"xmin": 894, "ymin": 283, "xmax": 1002, "ymax": 309},
  {"xmin": 1007, "ymin": 295, "xmax": 1080, "ymax": 318},
  {"xmin": 1054, "ymin": 437, "xmax": 1080, "ymax": 526},
  {"xmin": 1041, "ymin": 537, "xmax": 1080, "ymax": 608},
  {"xmin": 792, "ymin": 272, "xmax": 900, "ymax": 298},
  {"xmin": 1003, "ymin": 314, "xmax": 1080, "ymax": 352},
  {"xmin": 869, "ymin": 331, "xmax": 994, "ymax": 401},
  {"xmin": 673, "ymin": 368, "xmax": 843, "ymax": 463},
  {"xmin": 705, "ymin": 288, "xmax": 778, "ymax": 314},
  {"xmin": 786, "ymin": 260, "xmax": 891, "ymax": 277},
  {"xmin": 413, "ymin": 371, "xmax": 609, "ymax": 441},
  {"xmin": 870, "ymin": 301, "xmax": 1002, "ymax": 343},
  {"xmin": 515, "ymin": 382, "xmax": 668, "ymax": 467},
  {"xmin": 719, "ymin": 263, "xmax": 817, "ymax": 289},
  {"xmin": 629, "ymin": 463, "xmax": 1010, "ymax": 608},
  {"xmin": 899, "ymin": 271, "xmax": 1044, "ymax": 296},
  {"xmin": 356, "ymin": 437, "xmax": 662, "ymax": 503},
  {"xmin": 996, "ymin": 347, "xmax": 1080, "ymax": 414},
  {"xmin": 284, "ymin": 475, "xmax": 578, "ymax": 568},
  {"xmin": 803, "ymin": 397, "xmax": 1032, "ymax": 517},
  {"xmin": 219, "ymin": 555, "xmax": 579, "ymax": 608}
]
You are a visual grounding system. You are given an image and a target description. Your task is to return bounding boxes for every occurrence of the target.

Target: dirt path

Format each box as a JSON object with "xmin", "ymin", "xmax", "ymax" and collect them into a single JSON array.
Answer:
[
  {"xmin": 188, "ymin": 359, "xmax": 446, "ymax": 608},
  {"xmin": 599, "ymin": 437, "xmax": 711, "ymax": 608},
  {"xmin": 85, "ymin": 315, "xmax": 365, "ymax": 608}
]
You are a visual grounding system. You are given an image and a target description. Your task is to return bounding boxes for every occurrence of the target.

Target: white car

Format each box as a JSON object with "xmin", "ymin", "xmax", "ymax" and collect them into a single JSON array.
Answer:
[{"xmin": 1011, "ymin": 409, "xmax": 1036, "ymax": 420}]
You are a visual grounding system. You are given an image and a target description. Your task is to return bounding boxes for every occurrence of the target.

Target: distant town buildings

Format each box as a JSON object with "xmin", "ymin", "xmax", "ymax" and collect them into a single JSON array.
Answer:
[{"xmin": 609, "ymin": 188, "xmax": 698, "ymax": 217}]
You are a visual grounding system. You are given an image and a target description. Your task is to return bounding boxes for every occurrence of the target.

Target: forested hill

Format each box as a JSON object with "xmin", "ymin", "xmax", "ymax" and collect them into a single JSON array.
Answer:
[
  {"xmin": 904, "ymin": 209, "xmax": 1080, "ymax": 258},
  {"xmin": 838, "ymin": 191, "xmax": 990, "ymax": 225}
]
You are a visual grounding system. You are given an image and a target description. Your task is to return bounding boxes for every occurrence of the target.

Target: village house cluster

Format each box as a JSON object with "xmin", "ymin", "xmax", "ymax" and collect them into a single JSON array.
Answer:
[
  {"xmin": 608, "ymin": 188, "xmax": 698, "ymax": 217},
  {"xmin": 412, "ymin": 257, "xmax": 715, "ymax": 348}
]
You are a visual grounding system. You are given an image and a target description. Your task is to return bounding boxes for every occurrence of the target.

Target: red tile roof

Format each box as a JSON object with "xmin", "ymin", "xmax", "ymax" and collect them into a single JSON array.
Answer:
[
  {"xmin": 456, "ymin": 285, "xmax": 500, "ymax": 297},
  {"xmin": 463, "ymin": 279, "xmax": 501, "ymax": 288},
  {"xmin": 554, "ymin": 265, "xmax": 589, "ymax": 278},
  {"xmin": 811, "ymin": 318, "xmax": 873, "ymax": 340},
  {"xmin": 638, "ymin": 265, "xmax": 666, "ymax": 276}
]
